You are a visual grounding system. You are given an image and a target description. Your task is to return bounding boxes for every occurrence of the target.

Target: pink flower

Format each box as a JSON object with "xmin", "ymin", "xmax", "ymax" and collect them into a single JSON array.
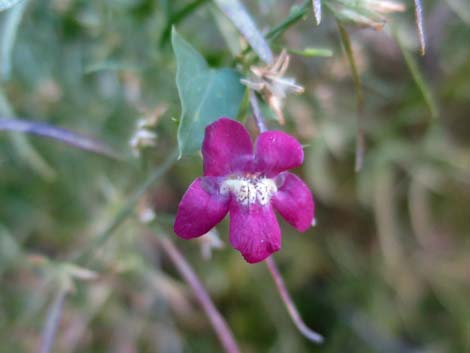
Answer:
[{"xmin": 174, "ymin": 117, "xmax": 315, "ymax": 263}]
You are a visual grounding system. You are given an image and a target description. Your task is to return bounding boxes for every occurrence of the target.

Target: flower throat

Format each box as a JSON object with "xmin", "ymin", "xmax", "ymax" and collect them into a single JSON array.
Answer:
[{"xmin": 220, "ymin": 176, "xmax": 277, "ymax": 206}]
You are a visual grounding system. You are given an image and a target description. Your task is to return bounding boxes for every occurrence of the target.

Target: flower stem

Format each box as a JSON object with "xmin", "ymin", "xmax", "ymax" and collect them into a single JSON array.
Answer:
[
  {"xmin": 154, "ymin": 235, "xmax": 242, "ymax": 353},
  {"xmin": 266, "ymin": 257, "xmax": 324, "ymax": 344},
  {"xmin": 248, "ymin": 90, "xmax": 267, "ymax": 133}
]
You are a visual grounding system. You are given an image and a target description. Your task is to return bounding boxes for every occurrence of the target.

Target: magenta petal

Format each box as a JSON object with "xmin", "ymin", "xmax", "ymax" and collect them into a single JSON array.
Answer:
[
  {"xmin": 272, "ymin": 173, "xmax": 314, "ymax": 232},
  {"xmin": 255, "ymin": 131, "xmax": 304, "ymax": 176},
  {"xmin": 202, "ymin": 117, "xmax": 253, "ymax": 176},
  {"xmin": 229, "ymin": 202, "xmax": 281, "ymax": 263},
  {"xmin": 174, "ymin": 177, "xmax": 229, "ymax": 239}
]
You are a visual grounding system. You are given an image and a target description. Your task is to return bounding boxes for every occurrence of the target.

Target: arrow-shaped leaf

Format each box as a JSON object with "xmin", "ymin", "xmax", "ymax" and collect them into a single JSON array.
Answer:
[{"xmin": 172, "ymin": 28, "xmax": 245, "ymax": 157}]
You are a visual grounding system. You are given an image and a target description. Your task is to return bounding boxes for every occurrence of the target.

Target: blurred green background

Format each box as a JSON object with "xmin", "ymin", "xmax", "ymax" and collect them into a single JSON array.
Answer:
[{"xmin": 0, "ymin": 1, "xmax": 469, "ymax": 352}]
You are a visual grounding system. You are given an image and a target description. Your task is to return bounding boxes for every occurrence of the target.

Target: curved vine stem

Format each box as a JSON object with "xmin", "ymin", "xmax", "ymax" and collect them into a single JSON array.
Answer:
[
  {"xmin": 266, "ymin": 257, "xmax": 324, "ymax": 344},
  {"xmin": 152, "ymin": 234, "xmax": 242, "ymax": 353}
]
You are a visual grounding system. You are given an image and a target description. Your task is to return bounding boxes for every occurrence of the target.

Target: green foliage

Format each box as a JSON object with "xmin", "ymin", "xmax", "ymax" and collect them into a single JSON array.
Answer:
[{"xmin": 173, "ymin": 28, "xmax": 245, "ymax": 157}]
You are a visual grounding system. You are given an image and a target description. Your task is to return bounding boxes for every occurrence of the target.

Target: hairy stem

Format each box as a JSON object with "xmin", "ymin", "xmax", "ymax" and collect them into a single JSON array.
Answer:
[
  {"xmin": 266, "ymin": 257, "xmax": 324, "ymax": 343},
  {"xmin": 153, "ymin": 235, "xmax": 242, "ymax": 353}
]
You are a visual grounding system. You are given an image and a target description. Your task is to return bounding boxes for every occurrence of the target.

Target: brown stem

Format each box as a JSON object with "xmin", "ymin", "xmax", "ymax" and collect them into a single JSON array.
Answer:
[
  {"xmin": 266, "ymin": 257, "xmax": 324, "ymax": 343},
  {"xmin": 153, "ymin": 235, "xmax": 242, "ymax": 353}
]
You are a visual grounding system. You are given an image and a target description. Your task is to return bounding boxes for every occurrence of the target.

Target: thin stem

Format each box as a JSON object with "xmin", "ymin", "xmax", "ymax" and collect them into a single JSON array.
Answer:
[
  {"xmin": 265, "ymin": 1, "xmax": 310, "ymax": 42},
  {"xmin": 266, "ymin": 257, "xmax": 324, "ymax": 344},
  {"xmin": 248, "ymin": 90, "xmax": 267, "ymax": 133},
  {"xmin": 238, "ymin": 1, "xmax": 309, "ymax": 62},
  {"xmin": 0, "ymin": 118, "xmax": 118, "ymax": 159},
  {"xmin": 37, "ymin": 286, "xmax": 67, "ymax": 353},
  {"xmin": 154, "ymin": 235, "xmax": 241, "ymax": 353}
]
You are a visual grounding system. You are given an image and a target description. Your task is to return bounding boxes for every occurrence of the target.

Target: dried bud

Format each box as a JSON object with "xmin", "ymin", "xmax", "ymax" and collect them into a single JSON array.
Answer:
[{"xmin": 241, "ymin": 50, "xmax": 304, "ymax": 124}]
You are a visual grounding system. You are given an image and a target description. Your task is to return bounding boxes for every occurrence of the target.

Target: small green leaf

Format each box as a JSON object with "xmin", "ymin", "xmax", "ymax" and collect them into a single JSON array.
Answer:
[
  {"xmin": 172, "ymin": 28, "xmax": 245, "ymax": 157},
  {"xmin": 287, "ymin": 47, "xmax": 333, "ymax": 57}
]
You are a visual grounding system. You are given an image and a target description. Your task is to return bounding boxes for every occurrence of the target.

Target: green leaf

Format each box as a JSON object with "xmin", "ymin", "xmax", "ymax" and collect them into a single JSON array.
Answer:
[
  {"xmin": 172, "ymin": 28, "xmax": 245, "ymax": 157},
  {"xmin": 287, "ymin": 47, "xmax": 333, "ymax": 57}
]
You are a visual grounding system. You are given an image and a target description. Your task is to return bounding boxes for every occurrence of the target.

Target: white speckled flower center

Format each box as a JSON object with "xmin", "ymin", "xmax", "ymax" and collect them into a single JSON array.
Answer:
[{"xmin": 220, "ymin": 177, "xmax": 277, "ymax": 206}]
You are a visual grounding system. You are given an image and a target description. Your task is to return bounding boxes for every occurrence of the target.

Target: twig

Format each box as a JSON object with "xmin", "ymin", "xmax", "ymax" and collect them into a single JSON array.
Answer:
[
  {"xmin": 37, "ymin": 286, "xmax": 68, "ymax": 353},
  {"xmin": 248, "ymin": 90, "xmax": 267, "ymax": 133},
  {"xmin": 266, "ymin": 257, "xmax": 324, "ymax": 344},
  {"xmin": 0, "ymin": 118, "xmax": 118, "ymax": 159},
  {"xmin": 153, "ymin": 235, "xmax": 242, "ymax": 353}
]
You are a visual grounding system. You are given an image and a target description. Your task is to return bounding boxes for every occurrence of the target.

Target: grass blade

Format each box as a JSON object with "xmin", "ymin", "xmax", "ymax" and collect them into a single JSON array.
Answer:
[
  {"xmin": 337, "ymin": 22, "xmax": 365, "ymax": 172},
  {"xmin": 215, "ymin": 0, "xmax": 273, "ymax": 64},
  {"xmin": 396, "ymin": 33, "xmax": 438, "ymax": 119}
]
